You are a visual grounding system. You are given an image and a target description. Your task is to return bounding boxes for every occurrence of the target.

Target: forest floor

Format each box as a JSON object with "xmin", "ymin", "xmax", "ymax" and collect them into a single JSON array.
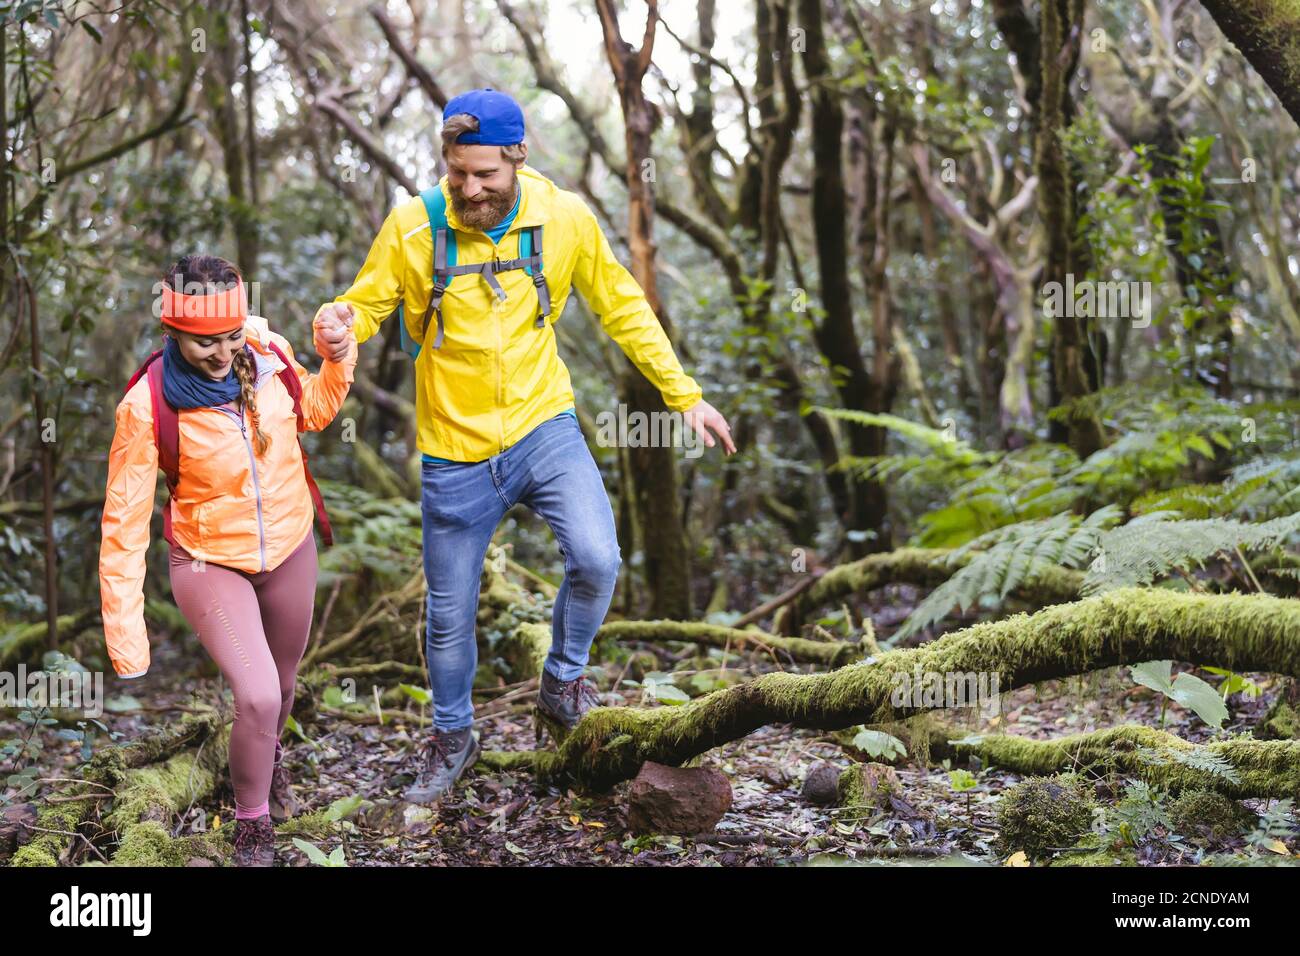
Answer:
[{"xmin": 4, "ymin": 596, "xmax": 1291, "ymax": 867}]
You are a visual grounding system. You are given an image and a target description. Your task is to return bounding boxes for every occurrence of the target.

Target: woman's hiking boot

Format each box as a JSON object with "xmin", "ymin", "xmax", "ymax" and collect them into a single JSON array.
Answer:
[{"xmin": 231, "ymin": 814, "xmax": 276, "ymax": 867}]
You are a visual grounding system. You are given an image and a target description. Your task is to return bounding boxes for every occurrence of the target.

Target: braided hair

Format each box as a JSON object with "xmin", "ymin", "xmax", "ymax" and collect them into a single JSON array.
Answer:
[{"xmin": 161, "ymin": 254, "xmax": 270, "ymax": 456}]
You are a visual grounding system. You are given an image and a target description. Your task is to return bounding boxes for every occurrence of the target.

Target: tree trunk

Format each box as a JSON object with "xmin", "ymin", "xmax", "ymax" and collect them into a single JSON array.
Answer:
[
  {"xmin": 1200, "ymin": 0, "xmax": 1300, "ymax": 130},
  {"xmin": 1037, "ymin": 0, "xmax": 1105, "ymax": 456},
  {"xmin": 593, "ymin": 0, "xmax": 693, "ymax": 618}
]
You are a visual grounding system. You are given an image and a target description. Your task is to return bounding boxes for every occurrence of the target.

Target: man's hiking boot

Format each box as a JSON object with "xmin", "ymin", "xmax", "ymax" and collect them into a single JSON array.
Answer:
[
  {"xmin": 402, "ymin": 725, "xmax": 480, "ymax": 805},
  {"xmin": 231, "ymin": 814, "xmax": 276, "ymax": 867},
  {"xmin": 268, "ymin": 741, "xmax": 298, "ymax": 823},
  {"xmin": 535, "ymin": 669, "xmax": 602, "ymax": 744}
]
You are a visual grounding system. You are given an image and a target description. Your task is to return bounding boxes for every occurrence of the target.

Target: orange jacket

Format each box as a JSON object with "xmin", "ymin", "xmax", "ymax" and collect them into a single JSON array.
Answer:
[{"xmin": 99, "ymin": 316, "xmax": 356, "ymax": 678}]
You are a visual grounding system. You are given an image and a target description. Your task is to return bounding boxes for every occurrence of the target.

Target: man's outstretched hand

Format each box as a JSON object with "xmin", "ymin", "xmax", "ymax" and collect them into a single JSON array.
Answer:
[
  {"xmin": 682, "ymin": 399, "xmax": 736, "ymax": 455},
  {"xmin": 314, "ymin": 302, "xmax": 355, "ymax": 363}
]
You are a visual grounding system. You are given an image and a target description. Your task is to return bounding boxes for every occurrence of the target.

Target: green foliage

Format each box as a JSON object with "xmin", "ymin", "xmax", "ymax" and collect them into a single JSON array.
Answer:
[
  {"xmin": 851, "ymin": 729, "xmax": 907, "ymax": 761},
  {"xmin": 1109, "ymin": 781, "xmax": 1173, "ymax": 845},
  {"xmin": 1199, "ymin": 667, "xmax": 1263, "ymax": 702},
  {"xmin": 1084, "ymin": 512, "xmax": 1300, "ymax": 593},
  {"xmin": 948, "ymin": 769, "xmax": 977, "ymax": 792},
  {"xmin": 1128, "ymin": 661, "xmax": 1229, "ymax": 730},
  {"xmin": 2, "ymin": 651, "xmax": 107, "ymax": 802},
  {"xmin": 1246, "ymin": 798, "xmax": 1298, "ymax": 853},
  {"xmin": 315, "ymin": 479, "xmax": 422, "ymax": 586},
  {"xmin": 814, "ymin": 409, "xmax": 995, "ymax": 480},
  {"xmin": 894, "ymin": 505, "xmax": 1120, "ymax": 640},
  {"xmin": 292, "ymin": 838, "xmax": 348, "ymax": 867},
  {"xmin": 1136, "ymin": 744, "xmax": 1242, "ymax": 784}
]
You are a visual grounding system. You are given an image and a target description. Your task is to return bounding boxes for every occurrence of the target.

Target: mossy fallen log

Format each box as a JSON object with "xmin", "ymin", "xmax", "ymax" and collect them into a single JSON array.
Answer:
[
  {"xmin": 107, "ymin": 720, "xmax": 232, "ymax": 865},
  {"xmin": 926, "ymin": 723, "xmax": 1300, "ymax": 799},
  {"xmin": 479, "ymin": 587, "xmax": 1300, "ymax": 792},
  {"xmin": 301, "ymin": 570, "xmax": 426, "ymax": 667},
  {"xmin": 597, "ymin": 620, "xmax": 861, "ymax": 668},
  {"xmin": 12, "ymin": 711, "xmax": 226, "ymax": 866},
  {"xmin": 497, "ymin": 622, "xmax": 551, "ymax": 682},
  {"xmin": 0, "ymin": 608, "xmax": 102, "ymax": 669},
  {"xmin": 775, "ymin": 547, "xmax": 1085, "ymax": 635}
]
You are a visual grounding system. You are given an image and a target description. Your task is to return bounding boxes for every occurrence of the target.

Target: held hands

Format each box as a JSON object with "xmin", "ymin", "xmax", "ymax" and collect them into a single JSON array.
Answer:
[
  {"xmin": 314, "ymin": 303, "xmax": 355, "ymax": 363},
  {"xmin": 682, "ymin": 399, "xmax": 737, "ymax": 456}
]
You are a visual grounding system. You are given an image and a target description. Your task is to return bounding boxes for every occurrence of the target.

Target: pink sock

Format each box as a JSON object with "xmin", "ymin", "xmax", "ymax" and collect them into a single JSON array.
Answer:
[{"xmin": 236, "ymin": 800, "xmax": 271, "ymax": 821}]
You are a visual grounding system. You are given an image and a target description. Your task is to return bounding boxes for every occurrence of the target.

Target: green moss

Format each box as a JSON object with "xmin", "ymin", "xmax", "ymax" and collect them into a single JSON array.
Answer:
[
  {"xmin": 997, "ymin": 775, "xmax": 1097, "ymax": 861},
  {"xmin": 496, "ymin": 622, "xmax": 550, "ymax": 681},
  {"xmin": 930, "ymin": 722, "xmax": 1300, "ymax": 799},
  {"xmin": 836, "ymin": 762, "xmax": 900, "ymax": 818},
  {"xmin": 111, "ymin": 822, "xmax": 228, "ymax": 867},
  {"xmin": 274, "ymin": 810, "xmax": 337, "ymax": 841},
  {"xmin": 1051, "ymin": 832, "xmax": 1137, "ymax": 867},
  {"xmin": 1167, "ymin": 790, "xmax": 1256, "ymax": 842},
  {"xmin": 12, "ymin": 711, "xmax": 230, "ymax": 866},
  {"xmin": 9, "ymin": 787, "xmax": 97, "ymax": 867},
  {"xmin": 598, "ymin": 619, "xmax": 860, "ymax": 668},
  {"xmin": 1258, "ymin": 699, "xmax": 1300, "ymax": 741}
]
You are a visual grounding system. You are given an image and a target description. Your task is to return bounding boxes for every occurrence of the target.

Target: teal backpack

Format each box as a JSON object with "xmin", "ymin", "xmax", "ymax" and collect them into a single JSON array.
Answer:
[{"xmin": 397, "ymin": 185, "xmax": 552, "ymax": 359}]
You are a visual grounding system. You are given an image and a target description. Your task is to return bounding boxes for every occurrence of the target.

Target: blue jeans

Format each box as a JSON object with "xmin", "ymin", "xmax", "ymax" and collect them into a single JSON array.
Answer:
[{"xmin": 419, "ymin": 412, "xmax": 622, "ymax": 730}]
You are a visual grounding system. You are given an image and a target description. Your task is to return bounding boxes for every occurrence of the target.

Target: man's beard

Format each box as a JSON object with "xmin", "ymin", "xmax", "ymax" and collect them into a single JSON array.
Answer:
[{"xmin": 449, "ymin": 174, "xmax": 519, "ymax": 230}]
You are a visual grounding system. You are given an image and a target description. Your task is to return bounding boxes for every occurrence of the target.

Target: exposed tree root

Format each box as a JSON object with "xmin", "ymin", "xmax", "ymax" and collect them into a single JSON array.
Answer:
[
  {"xmin": 0, "ymin": 607, "xmax": 102, "ymax": 669},
  {"xmin": 302, "ymin": 569, "xmax": 425, "ymax": 667},
  {"xmin": 597, "ymin": 620, "xmax": 861, "ymax": 668},
  {"xmin": 774, "ymin": 547, "xmax": 1085, "ymax": 634},
  {"xmin": 12, "ymin": 711, "xmax": 227, "ymax": 866},
  {"xmin": 925, "ymin": 722, "xmax": 1300, "ymax": 799},
  {"xmin": 479, "ymin": 588, "xmax": 1300, "ymax": 792}
]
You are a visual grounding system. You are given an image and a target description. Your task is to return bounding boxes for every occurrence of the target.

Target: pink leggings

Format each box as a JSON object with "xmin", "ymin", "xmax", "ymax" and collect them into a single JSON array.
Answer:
[{"xmin": 168, "ymin": 532, "xmax": 318, "ymax": 820}]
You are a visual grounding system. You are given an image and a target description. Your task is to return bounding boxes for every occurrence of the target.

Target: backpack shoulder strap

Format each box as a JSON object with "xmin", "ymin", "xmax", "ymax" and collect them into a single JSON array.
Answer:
[
  {"xmin": 264, "ymin": 340, "xmax": 304, "ymax": 429},
  {"xmin": 126, "ymin": 350, "xmax": 180, "ymax": 492},
  {"xmin": 527, "ymin": 225, "xmax": 550, "ymax": 328},
  {"xmin": 126, "ymin": 349, "xmax": 180, "ymax": 545},
  {"xmin": 401, "ymin": 186, "xmax": 456, "ymax": 359}
]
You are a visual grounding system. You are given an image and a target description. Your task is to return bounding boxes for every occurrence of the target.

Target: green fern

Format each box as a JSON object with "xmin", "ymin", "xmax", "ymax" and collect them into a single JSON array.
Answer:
[
  {"xmin": 1137, "ymin": 745, "xmax": 1242, "ymax": 784},
  {"xmin": 1083, "ymin": 512, "xmax": 1300, "ymax": 594},
  {"xmin": 893, "ymin": 505, "xmax": 1123, "ymax": 641},
  {"xmin": 812, "ymin": 408, "xmax": 991, "ymax": 464},
  {"xmin": 1133, "ymin": 456, "xmax": 1300, "ymax": 520},
  {"xmin": 1248, "ymin": 798, "xmax": 1298, "ymax": 848}
]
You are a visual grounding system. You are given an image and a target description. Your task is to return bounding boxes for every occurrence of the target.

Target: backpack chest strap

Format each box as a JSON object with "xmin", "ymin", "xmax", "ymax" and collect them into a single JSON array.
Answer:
[{"xmin": 421, "ymin": 224, "xmax": 552, "ymax": 349}]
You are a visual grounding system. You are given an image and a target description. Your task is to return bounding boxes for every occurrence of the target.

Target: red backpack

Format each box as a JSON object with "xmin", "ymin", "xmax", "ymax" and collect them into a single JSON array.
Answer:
[{"xmin": 124, "ymin": 341, "xmax": 334, "ymax": 549}]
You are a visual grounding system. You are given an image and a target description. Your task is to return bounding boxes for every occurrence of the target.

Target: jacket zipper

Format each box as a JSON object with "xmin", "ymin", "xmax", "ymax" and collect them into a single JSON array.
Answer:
[
  {"xmin": 216, "ymin": 403, "xmax": 267, "ymax": 573},
  {"xmin": 496, "ymin": 277, "xmax": 505, "ymax": 453}
]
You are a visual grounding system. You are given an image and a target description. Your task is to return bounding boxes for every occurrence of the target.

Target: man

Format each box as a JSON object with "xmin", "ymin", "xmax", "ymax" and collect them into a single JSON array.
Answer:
[{"xmin": 316, "ymin": 88, "xmax": 734, "ymax": 804}]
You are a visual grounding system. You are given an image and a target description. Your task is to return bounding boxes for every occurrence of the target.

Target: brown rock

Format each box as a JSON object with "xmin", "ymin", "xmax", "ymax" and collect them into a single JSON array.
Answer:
[
  {"xmin": 801, "ymin": 762, "xmax": 840, "ymax": 805},
  {"xmin": 626, "ymin": 762, "xmax": 732, "ymax": 835},
  {"xmin": 0, "ymin": 803, "xmax": 37, "ymax": 862}
]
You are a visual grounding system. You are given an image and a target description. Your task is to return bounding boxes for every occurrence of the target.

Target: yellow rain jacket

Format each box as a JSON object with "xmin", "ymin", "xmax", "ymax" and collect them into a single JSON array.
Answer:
[{"xmin": 326, "ymin": 163, "xmax": 702, "ymax": 461}]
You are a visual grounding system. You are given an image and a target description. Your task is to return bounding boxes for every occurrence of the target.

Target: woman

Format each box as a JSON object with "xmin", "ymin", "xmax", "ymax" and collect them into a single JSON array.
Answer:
[{"xmin": 99, "ymin": 254, "xmax": 356, "ymax": 866}]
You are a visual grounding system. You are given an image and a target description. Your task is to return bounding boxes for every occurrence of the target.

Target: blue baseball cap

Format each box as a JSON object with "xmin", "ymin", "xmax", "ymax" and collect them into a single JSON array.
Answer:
[{"xmin": 442, "ymin": 88, "xmax": 526, "ymax": 146}]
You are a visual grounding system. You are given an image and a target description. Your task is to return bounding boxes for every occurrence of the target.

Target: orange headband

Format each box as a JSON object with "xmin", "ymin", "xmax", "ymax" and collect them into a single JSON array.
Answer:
[{"xmin": 160, "ymin": 278, "xmax": 248, "ymax": 335}]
